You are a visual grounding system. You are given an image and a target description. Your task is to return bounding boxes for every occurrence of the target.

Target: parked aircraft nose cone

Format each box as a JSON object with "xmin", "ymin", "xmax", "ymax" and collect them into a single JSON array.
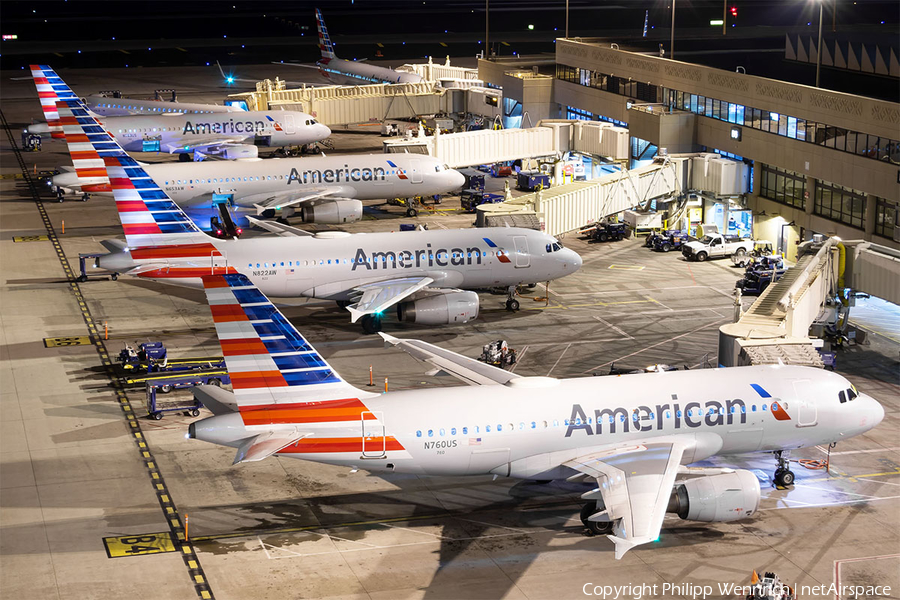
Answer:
[
  {"xmin": 565, "ymin": 249, "xmax": 583, "ymax": 271},
  {"xmin": 28, "ymin": 122, "xmax": 50, "ymax": 135},
  {"xmin": 867, "ymin": 394, "xmax": 885, "ymax": 428},
  {"xmin": 449, "ymin": 169, "xmax": 465, "ymax": 190},
  {"xmin": 317, "ymin": 123, "xmax": 332, "ymax": 141}
]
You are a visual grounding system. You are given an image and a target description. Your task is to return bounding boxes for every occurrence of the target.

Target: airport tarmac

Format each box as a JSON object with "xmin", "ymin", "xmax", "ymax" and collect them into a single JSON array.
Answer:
[{"xmin": 1, "ymin": 66, "xmax": 898, "ymax": 600}]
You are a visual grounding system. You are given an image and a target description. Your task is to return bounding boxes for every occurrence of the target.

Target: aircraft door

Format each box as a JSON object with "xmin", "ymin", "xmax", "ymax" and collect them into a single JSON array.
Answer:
[
  {"xmin": 793, "ymin": 380, "xmax": 817, "ymax": 427},
  {"xmin": 282, "ymin": 113, "xmax": 296, "ymax": 135},
  {"xmin": 362, "ymin": 411, "xmax": 386, "ymax": 458},
  {"xmin": 513, "ymin": 236, "xmax": 529, "ymax": 267},
  {"xmin": 410, "ymin": 159, "xmax": 423, "ymax": 184}
]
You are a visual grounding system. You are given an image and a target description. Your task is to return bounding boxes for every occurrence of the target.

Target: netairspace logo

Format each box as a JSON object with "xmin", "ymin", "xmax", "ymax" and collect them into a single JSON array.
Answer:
[{"xmin": 581, "ymin": 582, "xmax": 893, "ymax": 599}]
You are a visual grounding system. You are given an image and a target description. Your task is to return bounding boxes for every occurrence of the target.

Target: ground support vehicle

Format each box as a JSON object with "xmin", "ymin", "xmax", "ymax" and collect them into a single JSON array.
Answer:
[
  {"xmin": 580, "ymin": 222, "xmax": 628, "ymax": 242},
  {"xmin": 644, "ymin": 228, "xmax": 680, "ymax": 248},
  {"xmin": 682, "ymin": 233, "xmax": 755, "ymax": 262},
  {"xmin": 732, "ymin": 241, "xmax": 776, "ymax": 268},
  {"xmin": 516, "ymin": 171, "xmax": 551, "ymax": 192},
  {"xmin": 490, "ymin": 163, "xmax": 513, "ymax": 177},
  {"xmin": 77, "ymin": 252, "xmax": 118, "ymax": 282},
  {"xmin": 117, "ymin": 342, "xmax": 227, "ymax": 391},
  {"xmin": 459, "ymin": 168, "xmax": 485, "ymax": 191},
  {"xmin": 145, "ymin": 373, "xmax": 229, "ymax": 420},
  {"xmin": 736, "ymin": 267, "xmax": 787, "ymax": 295},
  {"xmin": 652, "ymin": 230, "xmax": 689, "ymax": 252},
  {"xmin": 460, "ymin": 190, "xmax": 504, "ymax": 213},
  {"xmin": 477, "ymin": 340, "xmax": 517, "ymax": 368}
]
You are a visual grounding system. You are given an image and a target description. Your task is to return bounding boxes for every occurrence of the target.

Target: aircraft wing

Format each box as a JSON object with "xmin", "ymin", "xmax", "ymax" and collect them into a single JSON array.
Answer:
[
  {"xmin": 564, "ymin": 439, "xmax": 687, "ymax": 559},
  {"xmin": 246, "ymin": 216, "xmax": 314, "ymax": 237},
  {"xmin": 163, "ymin": 136, "xmax": 251, "ymax": 154},
  {"xmin": 346, "ymin": 277, "xmax": 434, "ymax": 323},
  {"xmin": 379, "ymin": 332, "xmax": 521, "ymax": 386},
  {"xmin": 233, "ymin": 429, "xmax": 312, "ymax": 465},
  {"xmin": 243, "ymin": 187, "xmax": 340, "ymax": 214}
]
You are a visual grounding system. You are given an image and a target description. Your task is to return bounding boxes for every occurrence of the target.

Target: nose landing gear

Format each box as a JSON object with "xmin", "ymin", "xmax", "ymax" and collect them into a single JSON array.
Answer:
[
  {"xmin": 773, "ymin": 450, "xmax": 795, "ymax": 487},
  {"xmin": 505, "ymin": 286, "xmax": 520, "ymax": 312}
]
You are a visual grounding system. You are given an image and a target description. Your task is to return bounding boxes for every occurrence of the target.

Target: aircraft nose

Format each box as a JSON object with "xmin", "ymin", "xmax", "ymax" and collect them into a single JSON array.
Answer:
[
  {"xmin": 564, "ymin": 249, "xmax": 583, "ymax": 271},
  {"xmin": 866, "ymin": 394, "xmax": 885, "ymax": 428},
  {"xmin": 449, "ymin": 169, "xmax": 465, "ymax": 190},
  {"xmin": 28, "ymin": 122, "xmax": 50, "ymax": 135},
  {"xmin": 318, "ymin": 123, "xmax": 332, "ymax": 141}
]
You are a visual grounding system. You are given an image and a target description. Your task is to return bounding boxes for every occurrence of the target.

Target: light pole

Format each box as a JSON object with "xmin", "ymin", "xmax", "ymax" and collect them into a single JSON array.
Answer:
[
  {"xmin": 670, "ymin": 0, "xmax": 676, "ymax": 59},
  {"xmin": 815, "ymin": 0, "xmax": 823, "ymax": 87}
]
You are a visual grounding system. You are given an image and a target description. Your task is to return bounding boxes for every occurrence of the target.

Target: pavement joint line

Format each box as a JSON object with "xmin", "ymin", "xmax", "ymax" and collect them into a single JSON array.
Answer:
[{"xmin": 1, "ymin": 108, "xmax": 215, "ymax": 600}]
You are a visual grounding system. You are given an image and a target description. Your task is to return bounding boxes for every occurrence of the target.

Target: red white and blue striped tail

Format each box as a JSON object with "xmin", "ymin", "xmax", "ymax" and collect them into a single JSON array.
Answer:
[
  {"xmin": 30, "ymin": 65, "xmax": 80, "ymax": 139},
  {"xmin": 201, "ymin": 274, "xmax": 372, "ymax": 415},
  {"xmin": 56, "ymin": 99, "xmax": 210, "ymax": 249},
  {"xmin": 315, "ymin": 9, "xmax": 336, "ymax": 59}
]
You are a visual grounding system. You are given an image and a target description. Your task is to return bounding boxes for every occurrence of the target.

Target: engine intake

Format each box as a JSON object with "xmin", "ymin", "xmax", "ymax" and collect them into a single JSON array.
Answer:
[
  {"xmin": 397, "ymin": 291, "xmax": 479, "ymax": 325},
  {"xmin": 300, "ymin": 199, "xmax": 363, "ymax": 224},
  {"xmin": 667, "ymin": 470, "xmax": 760, "ymax": 522}
]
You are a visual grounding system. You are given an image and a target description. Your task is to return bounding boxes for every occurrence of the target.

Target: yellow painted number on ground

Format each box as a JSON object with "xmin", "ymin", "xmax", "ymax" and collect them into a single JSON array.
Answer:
[
  {"xmin": 103, "ymin": 533, "xmax": 176, "ymax": 558},
  {"xmin": 44, "ymin": 336, "xmax": 91, "ymax": 348}
]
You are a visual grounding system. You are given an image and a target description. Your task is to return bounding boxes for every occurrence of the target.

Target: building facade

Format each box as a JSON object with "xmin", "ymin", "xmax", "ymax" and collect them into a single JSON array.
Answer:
[{"xmin": 479, "ymin": 39, "xmax": 900, "ymax": 256}]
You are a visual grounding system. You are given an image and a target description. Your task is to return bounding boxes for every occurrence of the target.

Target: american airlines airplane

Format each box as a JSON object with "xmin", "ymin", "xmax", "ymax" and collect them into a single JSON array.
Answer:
[
  {"xmin": 28, "ymin": 65, "xmax": 330, "ymax": 160},
  {"xmin": 84, "ymin": 95, "xmax": 243, "ymax": 117},
  {"xmin": 186, "ymin": 271, "xmax": 884, "ymax": 559},
  {"xmin": 52, "ymin": 153, "xmax": 465, "ymax": 225},
  {"xmin": 57, "ymin": 99, "xmax": 580, "ymax": 332},
  {"xmin": 280, "ymin": 9, "xmax": 425, "ymax": 86}
]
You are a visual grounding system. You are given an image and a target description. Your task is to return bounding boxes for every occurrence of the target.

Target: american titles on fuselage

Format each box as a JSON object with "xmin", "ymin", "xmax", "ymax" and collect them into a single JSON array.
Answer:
[
  {"xmin": 182, "ymin": 118, "xmax": 273, "ymax": 135},
  {"xmin": 287, "ymin": 165, "xmax": 388, "ymax": 185},
  {"xmin": 564, "ymin": 396, "xmax": 779, "ymax": 438}
]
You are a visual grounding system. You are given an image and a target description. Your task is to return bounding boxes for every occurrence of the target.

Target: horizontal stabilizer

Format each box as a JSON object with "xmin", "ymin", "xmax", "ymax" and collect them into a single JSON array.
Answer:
[
  {"xmin": 100, "ymin": 239, "xmax": 128, "ymax": 254},
  {"xmin": 246, "ymin": 216, "xmax": 314, "ymax": 237},
  {"xmin": 192, "ymin": 385, "xmax": 238, "ymax": 416},
  {"xmin": 233, "ymin": 430, "xmax": 311, "ymax": 464}
]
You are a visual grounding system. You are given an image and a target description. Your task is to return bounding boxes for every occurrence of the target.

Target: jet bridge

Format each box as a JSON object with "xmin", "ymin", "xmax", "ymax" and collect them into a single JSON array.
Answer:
[{"xmin": 718, "ymin": 238, "xmax": 900, "ymax": 368}]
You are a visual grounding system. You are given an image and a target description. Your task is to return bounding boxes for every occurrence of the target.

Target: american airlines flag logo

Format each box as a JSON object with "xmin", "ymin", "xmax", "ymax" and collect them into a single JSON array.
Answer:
[
  {"xmin": 469, "ymin": 438, "xmax": 482, "ymax": 446},
  {"xmin": 265, "ymin": 115, "xmax": 284, "ymax": 132},
  {"xmin": 386, "ymin": 160, "xmax": 408, "ymax": 180},
  {"xmin": 482, "ymin": 237, "xmax": 511, "ymax": 263}
]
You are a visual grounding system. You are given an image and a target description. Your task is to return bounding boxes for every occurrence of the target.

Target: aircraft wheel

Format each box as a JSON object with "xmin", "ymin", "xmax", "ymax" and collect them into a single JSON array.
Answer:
[
  {"xmin": 580, "ymin": 503, "xmax": 614, "ymax": 535},
  {"xmin": 774, "ymin": 469, "xmax": 795, "ymax": 487},
  {"xmin": 506, "ymin": 299, "xmax": 520, "ymax": 312},
  {"xmin": 361, "ymin": 315, "xmax": 382, "ymax": 335}
]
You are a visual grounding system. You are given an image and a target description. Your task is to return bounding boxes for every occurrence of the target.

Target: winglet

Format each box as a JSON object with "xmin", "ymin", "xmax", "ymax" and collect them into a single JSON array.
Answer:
[{"xmin": 607, "ymin": 535, "xmax": 652, "ymax": 560}]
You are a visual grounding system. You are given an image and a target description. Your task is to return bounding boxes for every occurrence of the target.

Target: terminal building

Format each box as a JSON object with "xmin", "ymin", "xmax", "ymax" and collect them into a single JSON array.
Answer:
[{"xmin": 478, "ymin": 39, "xmax": 900, "ymax": 260}]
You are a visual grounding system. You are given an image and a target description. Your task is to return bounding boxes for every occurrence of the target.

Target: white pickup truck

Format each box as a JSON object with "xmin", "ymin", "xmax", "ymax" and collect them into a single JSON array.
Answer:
[{"xmin": 681, "ymin": 233, "xmax": 755, "ymax": 262}]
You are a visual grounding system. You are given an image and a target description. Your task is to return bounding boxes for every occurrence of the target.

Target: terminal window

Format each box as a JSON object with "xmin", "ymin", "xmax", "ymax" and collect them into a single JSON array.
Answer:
[
  {"xmin": 760, "ymin": 164, "xmax": 806, "ymax": 210},
  {"xmin": 814, "ymin": 181, "xmax": 866, "ymax": 230},
  {"xmin": 874, "ymin": 197, "xmax": 898, "ymax": 240}
]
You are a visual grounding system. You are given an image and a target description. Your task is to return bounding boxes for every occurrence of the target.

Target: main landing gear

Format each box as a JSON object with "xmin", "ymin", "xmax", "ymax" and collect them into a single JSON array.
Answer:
[
  {"xmin": 773, "ymin": 450, "xmax": 795, "ymax": 487},
  {"xmin": 505, "ymin": 286, "xmax": 519, "ymax": 312},
  {"xmin": 361, "ymin": 314, "xmax": 383, "ymax": 334},
  {"xmin": 580, "ymin": 502, "xmax": 614, "ymax": 535}
]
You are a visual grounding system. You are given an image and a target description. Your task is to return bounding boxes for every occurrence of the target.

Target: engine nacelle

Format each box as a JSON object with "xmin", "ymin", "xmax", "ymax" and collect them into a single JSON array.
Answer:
[
  {"xmin": 300, "ymin": 199, "xmax": 363, "ymax": 224},
  {"xmin": 397, "ymin": 291, "xmax": 479, "ymax": 325},
  {"xmin": 218, "ymin": 144, "xmax": 259, "ymax": 160},
  {"xmin": 667, "ymin": 470, "xmax": 760, "ymax": 522}
]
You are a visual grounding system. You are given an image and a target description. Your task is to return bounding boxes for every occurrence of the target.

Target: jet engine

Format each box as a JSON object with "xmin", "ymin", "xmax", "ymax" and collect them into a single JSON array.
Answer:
[
  {"xmin": 397, "ymin": 291, "xmax": 479, "ymax": 325},
  {"xmin": 666, "ymin": 470, "xmax": 760, "ymax": 522},
  {"xmin": 217, "ymin": 144, "xmax": 259, "ymax": 160},
  {"xmin": 300, "ymin": 199, "xmax": 363, "ymax": 224}
]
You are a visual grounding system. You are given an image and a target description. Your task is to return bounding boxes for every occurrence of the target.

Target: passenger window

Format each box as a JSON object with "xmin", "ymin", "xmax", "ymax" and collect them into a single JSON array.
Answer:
[
  {"xmin": 451, "ymin": 427, "xmax": 456, "ymax": 435},
  {"xmin": 427, "ymin": 429, "xmax": 433, "ymax": 437},
  {"xmin": 485, "ymin": 425, "xmax": 491, "ymax": 432},
  {"xmin": 530, "ymin": 421, "xmax": 536, "ymax": 429},
  {"xmin": 439, "ymin": 428, "xmax": 445, "ymax": 436},
  {"xmin": 462, "ymin": 427, "xmax": 468, "ymax": 434},
  {"xmin": 497, "ymin": 424, "xmax": 502, "ymax": 432},
  {"xmin": 416, "ymin": 430, "xmax": 422, "ymax": 438},
  {"xmin": 762, "ymin": 404, "xmax": 768, "ymax": 411}
]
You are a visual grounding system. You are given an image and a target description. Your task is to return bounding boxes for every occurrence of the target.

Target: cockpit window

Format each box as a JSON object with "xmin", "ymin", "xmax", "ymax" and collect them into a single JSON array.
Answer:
[
  {"xmin": 546, "ymin": 241, "xmax": 564, "ymax": 253},
  {"xmin": 847, "ymin": 387, "xmax": 858, "ymax": 401},
  {"xmin": 838, "ymin": 390, "xmax": 847, "ymax": 404},
  {"xmin": 434, "ymin": 164, "xmax": 444, "ymax": 172}
]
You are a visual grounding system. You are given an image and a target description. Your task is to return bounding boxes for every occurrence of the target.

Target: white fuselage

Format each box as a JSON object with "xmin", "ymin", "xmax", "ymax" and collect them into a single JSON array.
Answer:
[
  {"xmin": 317, "ymin": 57, "xmax": 424, "ymax": 85},
  {"xmin": 99, "ymin": 110, "xmax": 330, "ymax": 153},
  {"xmin": 84, "ymin": 95, "xmax": 240, "ymax": 117},
  {"xmin": 193, "ymin": 365, "xmax": 884, "ymax": 478},
  {"xmin": 119, "ymin": 227, "xmax": 581, "ymax": 298},
  {"xmin": 151, "ymin": 154, "xmax": 462, "ymax": 209}
]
